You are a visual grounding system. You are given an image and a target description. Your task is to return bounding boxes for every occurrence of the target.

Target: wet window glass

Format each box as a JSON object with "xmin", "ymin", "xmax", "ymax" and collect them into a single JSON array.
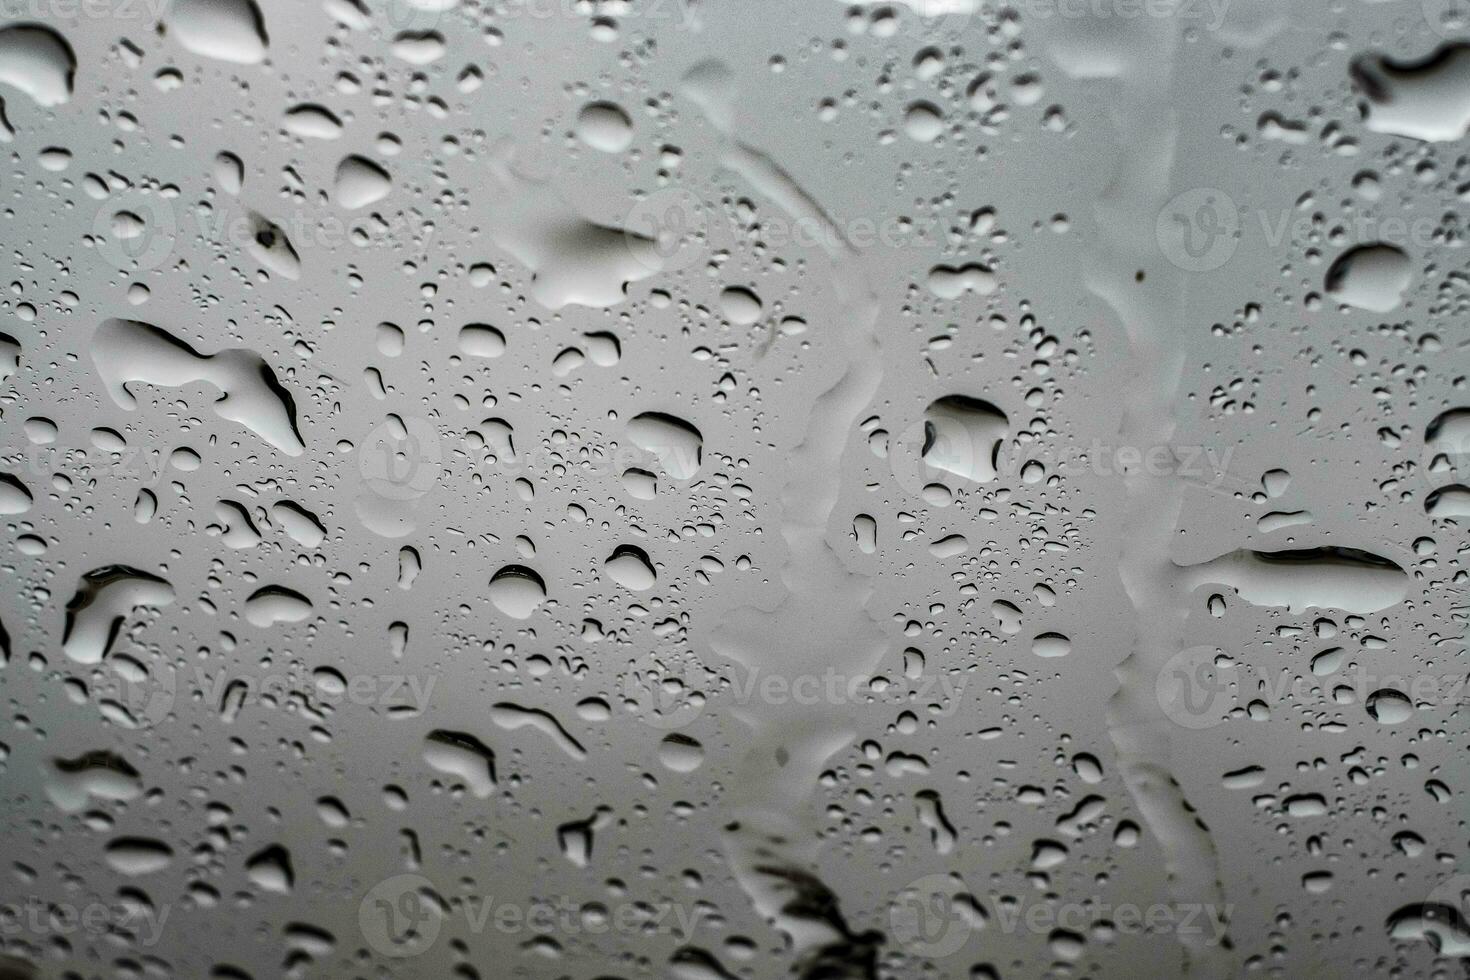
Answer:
[{"xmin": 0, "ymin": 0, "xmax": 1467, "ymax": 977}]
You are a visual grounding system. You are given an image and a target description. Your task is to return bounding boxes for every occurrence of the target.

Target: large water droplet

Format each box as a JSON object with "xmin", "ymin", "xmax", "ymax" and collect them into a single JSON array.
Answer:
[
  {"xmin": 164, "ymin": 0, "xmax": 269, "ymax": 64},
  {"xmin": 488, "ymin": 565, "xmax": 545, "ymax": 619},
  {"xmin": 0, "ymin": 25, "xmax": 75, "ymax": 107}
]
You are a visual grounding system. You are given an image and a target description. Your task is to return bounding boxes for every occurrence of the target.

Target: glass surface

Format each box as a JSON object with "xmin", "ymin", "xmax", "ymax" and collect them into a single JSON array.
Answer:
[{"xmin": 0, "ymin": 0, "xmax": 1467, "ymax": 976}]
